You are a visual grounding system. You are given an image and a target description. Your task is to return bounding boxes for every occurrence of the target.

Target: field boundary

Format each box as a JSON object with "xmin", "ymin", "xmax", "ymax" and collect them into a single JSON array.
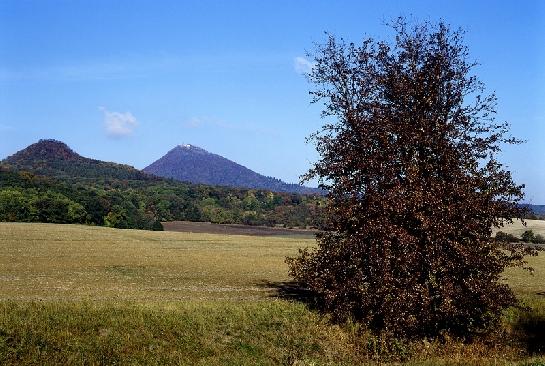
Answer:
[{"xmin": 162, "ymin": 221, "xmax": 317, "ymax": 237}]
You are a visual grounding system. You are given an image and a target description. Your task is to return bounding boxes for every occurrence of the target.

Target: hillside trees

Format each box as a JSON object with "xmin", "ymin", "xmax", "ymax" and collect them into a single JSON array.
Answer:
[
  {"xmin": 288, "ymin": 19, "xmax": 536, "ymax": 338},
  {"xmin": 0, "ymin": 166, "xmax": 324, "ymax": 229},
  {"xmin": 0, "ymin": 188, "xmax": 86, "ymax": 223}
]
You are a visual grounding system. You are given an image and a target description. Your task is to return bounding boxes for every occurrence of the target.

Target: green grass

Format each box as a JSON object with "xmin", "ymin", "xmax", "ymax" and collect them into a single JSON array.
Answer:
[
  {"xmin": 1, "ymin": 222, "xmax": 544, "ymax": 365},
  {"xmin": 0, "ymin": 301, "xmax": 360, "ymax": 365}
]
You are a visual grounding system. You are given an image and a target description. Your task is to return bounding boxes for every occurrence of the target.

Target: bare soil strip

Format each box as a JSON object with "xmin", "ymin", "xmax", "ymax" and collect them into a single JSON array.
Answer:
[{"xmin": 162, "ymin": 221, "xmax": 317, "ymax": 237}]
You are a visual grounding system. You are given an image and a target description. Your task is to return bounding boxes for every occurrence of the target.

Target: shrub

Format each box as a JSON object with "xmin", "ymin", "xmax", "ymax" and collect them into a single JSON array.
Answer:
[
  {"xmin": 531, "ymin": 234, "xmax": 545, "ymax": 245},
  {"xmin": 522, "ymin": 230, "xmax": 536, "ymax": 243},
  {"xmin": 288, "ymin": 18, "xmax": 536, "ymax": 338},
  {"xmin": 495, "ymin": 231, "xmax": 520, "ymax": 243}
]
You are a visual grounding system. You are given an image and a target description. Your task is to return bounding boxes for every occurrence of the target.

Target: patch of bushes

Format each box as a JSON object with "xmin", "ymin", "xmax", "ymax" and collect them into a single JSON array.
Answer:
[
  {"xmin": 495, "ymin": 230, "xmax": 545, "ymax": 245},
  {"xmin": 522, "ymin": 230, "xmax": 545, "ymax": 245},
  {"xmin": 495, "ymin": 231, "xmax": 520, "ymax": 243}
]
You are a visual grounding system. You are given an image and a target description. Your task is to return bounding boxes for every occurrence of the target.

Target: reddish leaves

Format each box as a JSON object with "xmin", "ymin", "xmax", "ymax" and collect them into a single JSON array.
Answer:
[{"xmin": 288, "ymin": 19, "xmax": 534, "ymax": 338}]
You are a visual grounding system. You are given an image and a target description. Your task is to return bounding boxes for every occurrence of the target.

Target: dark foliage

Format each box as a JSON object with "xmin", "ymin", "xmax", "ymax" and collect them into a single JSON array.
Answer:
[
  {"xmin": 520, "ymin": 230, "xmax": 545, "ymax": 245},
  {"xmin": 521, "ymin": 230, "xmax": 536, "ymax": 243},
  {"xmin": 287, "ymin": 19, "xmax": 537, "ymax": 338},
  {"xmin": 533, "ymin": 234, "xmax": 545, "ymax": 245},
  {"xmin": 494, "ymin": 231, "xmax": 520, "ymax": 243},
  {"xmin": 144, "ymin": 144, "xmax": 323, "ymax": 194}
]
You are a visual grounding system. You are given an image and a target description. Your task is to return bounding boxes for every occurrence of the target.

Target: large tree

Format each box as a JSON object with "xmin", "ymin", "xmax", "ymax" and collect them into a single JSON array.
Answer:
[{"xmin": 288, "ymin": 19, "xmax": 535, "ymax": 338}]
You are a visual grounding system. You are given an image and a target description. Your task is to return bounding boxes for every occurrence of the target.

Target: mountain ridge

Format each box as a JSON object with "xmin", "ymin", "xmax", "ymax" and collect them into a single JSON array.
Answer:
[
  {"xmin": 0, "ymin": 139, "xmax": 326, "ymax": 230},
  {"xmin": 143, "ymin": 144, "xmax": 322, "ymax": 194},
  {"xmin": 3, "ymin": 139, "xmax": 154, "ymax": 181},
  {"xmin": 2, "ymin": 139, "xmax": 323, "ymax": 194}
]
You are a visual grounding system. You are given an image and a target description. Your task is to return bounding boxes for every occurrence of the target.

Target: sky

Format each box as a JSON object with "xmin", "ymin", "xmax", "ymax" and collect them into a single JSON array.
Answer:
[{"xmin": 0, "ymin": 0, "xmax": 544, "ymax": 202}]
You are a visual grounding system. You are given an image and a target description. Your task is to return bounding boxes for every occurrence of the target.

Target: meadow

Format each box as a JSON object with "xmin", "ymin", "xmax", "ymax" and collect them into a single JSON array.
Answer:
[
  {"xmin": 1, "ymin": 222, "xmax": 544, "ymax": 365},
  {"xmin": 493, "ymin": 219, "xmax": 545, "ymax": 238}
]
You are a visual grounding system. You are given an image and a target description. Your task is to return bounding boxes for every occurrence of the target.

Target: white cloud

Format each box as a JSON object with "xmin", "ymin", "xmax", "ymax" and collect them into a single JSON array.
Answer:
[
  {"xmin": 184, "ymin": 117, "xmax": 205, "ymax": 128},
  {"xmin": 99, "ymin": 107, "xmax": 138, "ymax": 138},
  {"xmin": 294, "ymin": 56, "xmax": 315, "ymax": 74}
]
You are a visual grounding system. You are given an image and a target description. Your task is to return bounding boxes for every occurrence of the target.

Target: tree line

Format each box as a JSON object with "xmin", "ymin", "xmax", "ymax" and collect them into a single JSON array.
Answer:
[{"xmin": 0, "ymin": 165, "xmax": 324, "ymax": 230}]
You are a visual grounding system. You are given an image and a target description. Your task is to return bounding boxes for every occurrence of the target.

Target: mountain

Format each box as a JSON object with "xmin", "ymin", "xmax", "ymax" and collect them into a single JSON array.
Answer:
[
  {"xmin": 144, "ymin": 144, "xmax": 322, "ymax": 194},
  {"xmin": 3, "ymin": 139, "xmax": 153, "ymax": 181},
  {"xmin": 522, "ymin": 204, "xmax": 545, "ymax": 217},
  {"xmin": 1, "ymin": 140, "xmax": 325, "ymax": 230},
  {"xmin": 532, "ymin": 205, "xmax": 545, "ymax": 215}
]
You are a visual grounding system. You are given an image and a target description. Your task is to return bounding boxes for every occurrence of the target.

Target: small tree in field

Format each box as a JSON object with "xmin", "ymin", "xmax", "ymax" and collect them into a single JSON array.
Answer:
[{"xmin": 288, "ymin": 19, "xmax": 536, "ymax": 338}]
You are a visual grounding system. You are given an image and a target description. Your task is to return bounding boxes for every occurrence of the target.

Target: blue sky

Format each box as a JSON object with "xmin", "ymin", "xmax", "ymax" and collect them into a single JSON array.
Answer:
[{"xmin": 0, "ymin": 0, "xmax": 544, "ymax": 202}]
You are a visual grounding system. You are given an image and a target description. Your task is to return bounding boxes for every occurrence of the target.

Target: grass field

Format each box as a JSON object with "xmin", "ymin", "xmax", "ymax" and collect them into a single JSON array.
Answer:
[
  {"xmin": 493, "ymin": 219, "xmax": 545, "ymax": 238},
  {"xmin": 1, "ymin": 222, "xmax": 545, "ymax": 365},
  {"xmin": 0, "ymin": 222, "xmax": 304, "ymax": 302}
]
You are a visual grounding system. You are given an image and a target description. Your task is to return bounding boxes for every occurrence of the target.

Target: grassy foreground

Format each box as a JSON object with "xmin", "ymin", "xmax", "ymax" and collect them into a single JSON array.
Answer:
[
  {"xmin": 1, "ymin": 222, "xmax": 544, "ymax": 365},
  {"xmin": 0, "ymin": 222, "xmax": 306, "ymax": 301}
]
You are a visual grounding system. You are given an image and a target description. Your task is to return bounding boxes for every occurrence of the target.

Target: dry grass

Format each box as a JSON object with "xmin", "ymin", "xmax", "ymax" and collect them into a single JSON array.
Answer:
[
  {"xmin": 493, "ymin": 219, "xmax": 545, "ymax": 238},
  {"xmin": 0, "ymin": 222, "xmax": 303, "ymax": 301},
  {"xmin": 504, "ymin": 254, "xmax": 545, "ymax": 297},
  {"xmin": 0, "ymin": 222, "xmax": 544, "ymax": 365}
]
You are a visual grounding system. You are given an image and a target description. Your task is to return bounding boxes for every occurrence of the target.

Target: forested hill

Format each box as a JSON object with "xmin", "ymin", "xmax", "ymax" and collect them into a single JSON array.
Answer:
[
  {"xmin": 144, "ymin": 144, "xmax": 322, "ymax": 194},
  {"xmin": 533, "ymin": 205, "xmax": 545, "ymax": 215},
  {"xmin": 4, "ymin": 139, "xmax": 154, "ymax": 181},
  {"xmin": 522, "ymin": 204, "xmax": 545, "ymax": 218},
  {"xmin": 0, "ymin": 140, "xmax": 325, "ymax": 231}
]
